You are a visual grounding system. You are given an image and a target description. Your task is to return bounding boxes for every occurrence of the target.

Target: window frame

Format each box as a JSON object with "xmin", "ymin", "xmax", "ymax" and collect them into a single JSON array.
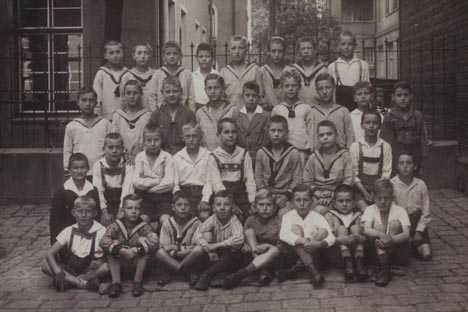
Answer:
[
  {"xmin": 341, "ymin": 0, "xmax": 375, "ymax": 22},
  {"xmin": 17, "ymin": 0, "xmax": 84, "ymax": 115}
]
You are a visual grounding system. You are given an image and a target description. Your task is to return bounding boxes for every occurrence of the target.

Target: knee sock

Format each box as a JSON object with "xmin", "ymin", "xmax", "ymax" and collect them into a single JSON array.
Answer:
[
  {"xmin": 378, "ymin": 253, "xmax": 388, "ymax": 265},
  {"xmin": 204, "ymin": 251, "xmax": 237, "ymax": 277}
]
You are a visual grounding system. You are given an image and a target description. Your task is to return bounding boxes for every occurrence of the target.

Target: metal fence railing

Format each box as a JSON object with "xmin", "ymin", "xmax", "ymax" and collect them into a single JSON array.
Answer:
[{"xmin": 0, "ymin": 37, "xmax": 463, "ymax": 148}]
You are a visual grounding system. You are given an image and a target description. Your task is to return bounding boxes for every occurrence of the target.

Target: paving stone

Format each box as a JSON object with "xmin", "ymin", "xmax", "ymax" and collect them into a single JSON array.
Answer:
[
  {"xmin": 74, "ymin": 299, "xmax": 111, "ymax": 308},
  {"xmin": 376, "ymin": 306, "xmax": 417, "ymax": 312},
  {"xmin": 203, "ymin": 304, "xmax": 227, "ymax": 312},
  {"xmin": 398, "ymin": 293, "xmax": 438, "ymax": 305},
  {"xmin": 271, "ymin": 290, "xmax": 310, "ymax": 300},
  {"xmin": 282, "ymin": 298, "xmax": 320, "ymax": 309},
  {"xmin": 163, "ymin": 297, "xmax": 191, "ymax": 306},
  {"xmin": 212, "ymin": 294, "xmax": 244, "ymax": 304},
  {"xmin": 320, "ymin": 297, "xmax": 361, "ymax": 307},
  {"xmin": 228, "ymin": 301, "xmax": 282, "ymax": 311},
  {"xmin": 5, "ymin": 300, "xmax": 43, "ymax": 309}
]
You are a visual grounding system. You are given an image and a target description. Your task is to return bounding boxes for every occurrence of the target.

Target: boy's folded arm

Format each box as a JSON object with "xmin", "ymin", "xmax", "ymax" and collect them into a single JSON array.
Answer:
[{"xmin": 46, "ymin": 241, "xmax": 66, "ymax": 274}]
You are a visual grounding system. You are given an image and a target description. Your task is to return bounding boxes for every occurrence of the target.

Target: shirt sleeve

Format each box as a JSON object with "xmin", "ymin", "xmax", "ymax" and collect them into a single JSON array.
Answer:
[
  {"xmin": 99, "ymin": 222, "xmax": 119, "ymax": 253},
  {"xmin": 342, "ymin": 151, "xmax": 355, "ymax": 186},
  {"xmin": 147, "ymin": 74, "xmax": 159, "ymax": 112},
  {"xmin": 361, "ymin": 206, "xmax": 374, "ymax": 224},
  {"xmin": 243, "ymin": 152, "xmax": 257, "ymax": 203},
  {"xmin": 139, "ymin": 224, "xmax": 159, "ymax": 253},
  {"xmin": 305, "ymin": 107, "xmax": 315, "ymax": 151},
  {"xmin": 55, "ymin": 227, "xmax": 71, "ymax": 247},
  {"xmin": 349, "ymin": 142, "xmax": 361, "ymax": 183},
  {"xmin": 382, "ymin": 143, "xmax": 393, "ymax": 179},
  {"xmin": 120, "ymin": 165, "xmax": 135, "ymax": 208},
  {"xmin": 279, "ymin": 213, "xmax": 300, "ymax": 246},
  {"xmin": 186, "ymin": 74, "xmax": 196, "ymax": 112},
  {"xmin": 416, "ymin": 183, "xmax": 431, "ymax": 232},
  {"xmin": 398, "ymin": 207, "xmax": 411, "ymax": 229},
  {"xmin": 92, "ymin": 161, "xmax": 107, "ymax": 210},
  {"xmin": 159, "ymin": 220, "xmax": 173, "ymax": 246},
  {"xmin": 201, "ymin": 167, "xmax": 213, "ymax": 203},
  {"xmin": 148, "ymin": 155, "xmax": 174, "ymax": 193},
  {"xmin": 207, "ymin": 154, "xmax": 226, "ymax": 193},
  {"xmin": 303, "ymin": 155, "xmax": 316, "ymax": 188},
  {"xmin": 193, "ymin": 218, "xmax": 213, "ymax": 245},
  {"xmin": 344, "ymin": 112, "xmax": 355, "ymax": 148},
  {"xmin": 225, "ymin": 219, "xmax": 245, "ymax": 249},
  {"xmin": 289, "ymin": 150, "xmax": 304, "ymax": 191},
  {"xmin": 362, "ymin": 61, "xmax": 370, "ymax": 82},
  {"xmin": 93, "ymin": 70, "xmax": 104, "ymax": 115},
  {"xmin": 254, "ymin": 150, "xmax": 266, "ymax": 190},
  {"xmin": 172, "ymin": 157, "xmax": 181, "ymax": 194},
  {"xmin": 63, "ymin": 125, "xmax": 73, "ymax": 170},
  {"xmin": 244, "ymin": 216, "xmax": 255, "ymax": 230},
  {"xmin": 380, "ymin": 113, "xmax": 396, "ymax": 146}
]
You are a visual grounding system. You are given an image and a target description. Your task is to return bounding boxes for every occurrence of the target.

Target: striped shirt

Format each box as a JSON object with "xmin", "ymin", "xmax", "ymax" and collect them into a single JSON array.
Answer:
[{"xmin": 193, "ymin": 214, "xmax": 244, "ymax": 250}]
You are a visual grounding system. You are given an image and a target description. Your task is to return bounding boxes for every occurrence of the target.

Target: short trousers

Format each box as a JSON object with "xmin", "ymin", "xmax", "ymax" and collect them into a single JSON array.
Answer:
[{"xmin": 138, "ymin": 191, "xmax": 173, "ymax": 221}]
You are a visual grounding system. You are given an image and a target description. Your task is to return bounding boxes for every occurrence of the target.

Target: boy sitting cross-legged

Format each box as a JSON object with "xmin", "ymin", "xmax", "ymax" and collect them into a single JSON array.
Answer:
[
  {"xmin": 42, "ymin": 195, "xmax": 109, "ymax": 292},
  {"xmin": 362, "ymin": 178, "xmax": 411, "ymax": 287},
  {"xmin": 223, "ymin": 189, "xmax": 284, "ymax": 289},
  {"xmin": 155, "ymin": 191, "xmax": 204, "ymax": 286},
  {"xmin": 391, "ymin": 152, "xmax": 432, "ymax": 261},
  {"xmin": 325, "ymin": 184, "xmax": 367, "ymax": 282},
  {"xmin": 192, "ymin": 190, "xmax": 245, "ymax": 291},
  {"xmin": 255, "ymin": 115, "xmax": 303, "ymax": 216},
  {"xmin": 279, "ymin": 184, "xmax": 336, "ymax": 288},
  {"xmin": 100, "ymin": 194, "xmax": 159, "ymax": 298}
]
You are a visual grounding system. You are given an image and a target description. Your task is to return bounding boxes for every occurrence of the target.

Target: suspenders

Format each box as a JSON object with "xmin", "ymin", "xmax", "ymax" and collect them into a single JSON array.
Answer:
[
  {"xmin": 334, "ymin": 60, "xmax": 362, "ymax": 86},
  {"xmin": 212, "ymin": 150, "xmax": 247, "ymax": 182},
  {"xmin": 358, "ymin": 142, "xmax": 384, "ymax": 177},
  {"xmin": 67, "ymin": 227, "xmax": 97, "ymax": 260},
  {"xmin": 100, "ymin": 161, "xmax": 126, "ymax": 189}
]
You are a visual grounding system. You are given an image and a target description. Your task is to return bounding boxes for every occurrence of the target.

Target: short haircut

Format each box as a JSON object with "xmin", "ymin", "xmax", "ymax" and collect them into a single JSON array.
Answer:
[
  {"xmin": 242, "ymin": 80, "xmax": 260, "ymax": 94},
  {"xmin": 173, "ymin": 191, "xmax": 192, "ymax": 205},
  {"xmin": 74, "ymin": 195, "xmax": 96, "ymax": 210},
  {"xmin": 123, "ymin": 79, "xmax": 143, "ymax": 94},
  {"xmin": 122, "ymin": 193, "xmax": 143, "ymax": 206},
  {"xmin": 392, "ymin": 81, "xmax": 412, "ymax": 93},
  {"xmin": 279, "ymin": 67, "xmax": 302, "ymax": 87},
  {"xmin": 317, "ymin": 119, "xmax": 337, "ymax": 134},
  {"xmin": 373, "ymin": 178, "xmax": 394, "ymax": 195},
  {"xmin": 353, "ymin": 81, "xmax": 375, "ymax": 95},
  {"xmin": 254, "ymin": 188, "xmax": 276, "ymax": 207},
  {"xmin": 132, "ymin": 42, "xmax": 152, "ymax": 54},
  {"xmin": 315, "ymin": 72, "xmax": 335, "ymax": 86},
  {"xmin": 396, "ymin": 150, "xmax": 415, "ymax": 162},
  {"xmin": 334, "ymin": 184, "xmax": 355, "ymax": 199},
  {"xmin": 361, "ymin": 109, "xmax": 382, "ymax": 125},
  {"xmin": 105, "ymin": 132, "xmax": 124, "ymax": 145},
  {"xmin": 338, "ymin": 30, "xmax": 357, "ymax": 45},
  {"xmin": 292, "ymin": 184, "xmax": 314, "ymax": 199},
  {"xmin": 143, "ymin": 123, "xmax": 165, "ymax": 143},
  {"xmin": 77, "ymin": 87, "xmax": 97, "ymax": 100},
  {"xmin": 162, "ymin": 40, "xmax": 182, "ymax": 53},
  {"xmin": 296, "ymin": 36, "xmax": 316, "ymax": 49},
  {"xmin": 211, "ymin": 190, "xmax": 233, "ymax": 204},
  {"xmin": 204, "ymin": 73, "xmax": 225, "ymax": 88},
  {"xmin": 68, "ymin": 153, "xmax": 89, "ymax": 170},
  {"xmin": 196, "ymin": 42, "xmax": 214, "ymax": 56},
  {"xmin": 229, "ymin": 35, "xmax": 248, "ymax": 48},
  {"xmin": 269, "ymin": 115, "xmax": 289, "ymax": 130},
  {"xmin": 268, "ymin": 36, "xmax": 286, "ymax": 50},
  {"xmin": 217, "ymin": 117, "xmax": 237, "ymax": 134},
  {"xmin": 181, "ymin": 121, "xmax": 204, "ymax": 137},
  {"xmin": 103, "ymin": 40, "xmax": 123, "ymax": 53},
  {"xmin": 162, "ymin": 76, "xmax": 182, "ymax": 90}
]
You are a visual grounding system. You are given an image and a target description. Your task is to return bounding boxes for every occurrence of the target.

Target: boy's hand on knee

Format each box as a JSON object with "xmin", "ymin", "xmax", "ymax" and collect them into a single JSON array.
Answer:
[
  {"xmin": 208, "ymin": 251, "xmax": 218, "ymax": 262},
  {"xmin": 255, "ymin": 244, "xmax": 269, "ymax": 254},
  {"xmin": 380, "ymin": 234, "xmax": 394, "ymax": 247},
  {"xmin": 89, "ymin": 259, "xmax": 103, "ymax": 270},
  {"xmin": 120, "ymin": 247, "xmax": 138, "ymax": 262}
]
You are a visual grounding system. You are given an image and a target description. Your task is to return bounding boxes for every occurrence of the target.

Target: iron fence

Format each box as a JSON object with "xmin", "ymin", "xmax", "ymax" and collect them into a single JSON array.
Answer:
[{"xmin": 0, "ymin": 38, "xmax": 463, "ymax": 148}]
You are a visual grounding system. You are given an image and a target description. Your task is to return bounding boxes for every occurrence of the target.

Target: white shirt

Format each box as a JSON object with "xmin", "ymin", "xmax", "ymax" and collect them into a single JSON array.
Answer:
[
  {"xmin": 111, "ymin": 109, "xmax": 151, "ymax": 158},
  {"xmin": 349, "ymin": 137, "xmax": 392, "ymax": 183},
  {"xmin": 361, "ymin": 203, "xmax": 411, "ymax": 234},
  {"xmin": 56, "ymin": 221, "xmax": 106, "ymax": 258},
  {"xmin": 173, "ymin": 147, "xmax": 213, "ymax": 203},
  {"xmin": 133, "ymin": 150, "xmax": 174, "ymax": 194},
  {"xmin": 280, "ymin": 209, "xmax": 335, "ymax": 247},
  {"xmin": 63, "ymin": 117, "xmax": 112, "ymax": 174},
  {"xmin": 328, "ymin": 57, "xmax": 370, "ymax": 86},
  {"xmin": 192, "ymin": 68, "xmax": 219, "ymax": 105},
  {"xmin": 350, "ymin": 109, "xmax": 384, "ymax": 141}
]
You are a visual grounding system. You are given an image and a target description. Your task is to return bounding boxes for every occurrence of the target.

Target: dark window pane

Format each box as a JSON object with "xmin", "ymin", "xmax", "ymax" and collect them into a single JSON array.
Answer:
[
  {"xmin": 20, "ymin": 9, "xmax": 48, "ymax": 27},
  {"xmin": 53, "ymin": 8, "xmax": 81, "ymax": 27},
  {"xmin": 21, "ymin": 92, "xmax": 49, "ymax": 112},
  {"xmin": 54, "ymin": 73, "xmax": 69, "ymax": 91},
  {"xmin": 54, "ymin": 54, "xmax": 68, "ymax": 72},
  {"xmin": 54, "ymin": 92, "xmax": 78, "ymax": 111},
  {"xmin": 54, "ymin": 0, "xmax": 81, "ymax": 8},
  {"xmin": 20, "ymin": 0, "xmax": 47, "ymax": 9}
]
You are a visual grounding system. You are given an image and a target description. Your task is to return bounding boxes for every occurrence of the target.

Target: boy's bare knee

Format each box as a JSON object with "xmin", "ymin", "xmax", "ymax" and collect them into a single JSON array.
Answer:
[
  {"xmin": 155, "ymin": 248, "xmax": 168, "ymax": 259},
  {"xmin": 374, "ymin": 224, "xmax": 386, "ymax": 233},
  {"xmin": 291, "ymin": 224, "xmax": 304, "ymax": 237},
  {"xmin": 198, "ymin": 210, "xmax": 211, "ymax": 222},
  {"xmin": 41, "ymin": 261, "xmax": 52, "ymax": 276},
  {"xmin": 389, "ymin": 220, "xmax": 402, "ymax": 235},
  {"xmin": 313, "ymin": 228, "xmax": 328, "ymax": 241},
  {"xmin": 269, "ymin": 246, "xmax": 281, "ymax": 257},
  {"xmin": 350, "ymin": 224, "xmax": 360, "ymax": 235},
  {"xmin": 159, "ymin": 214, "xmax": 170, "ymax": 225}
]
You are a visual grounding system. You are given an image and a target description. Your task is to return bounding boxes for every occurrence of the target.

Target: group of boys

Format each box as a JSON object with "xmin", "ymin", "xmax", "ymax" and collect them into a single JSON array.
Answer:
[{"xmin": 45, "ymin": 30, "xmax": 432, "ymax": 298}]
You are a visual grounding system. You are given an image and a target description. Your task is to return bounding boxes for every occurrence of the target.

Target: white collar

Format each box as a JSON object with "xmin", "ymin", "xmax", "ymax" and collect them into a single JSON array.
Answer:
[
  {"xmin": 64, "ymin": 178, "xmax": 94, "ymax": 196},
  {"xmin": 240, "ymin": 105, "xmax": 263, "ymax": 114},
  {"xmin": 357, "ymin": 137, "xmax": 385, "ymax": 147},
  {"xmin": 336, "ymin": 56, "xmax": 360, "ymax": 64},
  {"xmin": 72, "ymin": 221, "xmax": 104, "ymax": 234},
  {"xmin": 193, "ymin": 67, "xmax": 218, "ymax": 77},
  {"xmin": 179, "ymin": 147, "xmax": 208, "ymax": 163},
  {"xmin": 351, "ymin": 109, "xmax": 363, "ymax": 115}
]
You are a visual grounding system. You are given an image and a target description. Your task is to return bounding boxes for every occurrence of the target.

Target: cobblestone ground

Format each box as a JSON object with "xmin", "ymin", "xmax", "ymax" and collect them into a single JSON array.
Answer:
[{"xmin": 1, "ymin": 189, "xmax": 468, "ymax": 312}]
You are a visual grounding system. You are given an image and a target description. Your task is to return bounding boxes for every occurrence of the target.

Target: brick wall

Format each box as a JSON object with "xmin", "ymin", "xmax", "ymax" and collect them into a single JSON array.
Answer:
[{"xmin": 399, "ymin": 0, "xmax": 468, "ymax": 146}]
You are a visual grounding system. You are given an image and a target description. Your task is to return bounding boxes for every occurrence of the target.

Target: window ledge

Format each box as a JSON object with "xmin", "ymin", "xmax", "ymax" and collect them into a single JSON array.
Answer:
[{"xmin": 11, "ymin": 114, "xmax": 79, "ymax": 125}]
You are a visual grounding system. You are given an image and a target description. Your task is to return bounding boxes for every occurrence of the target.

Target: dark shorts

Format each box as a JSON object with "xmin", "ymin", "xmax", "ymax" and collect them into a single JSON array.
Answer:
[
  {"xmin": 409, "ymin": 212, "xmax": 431, "ymax": 247},
  {"xmin": 367, "ymin": 239, "xmax": 411, "ymax": 266},
  {"xmin": 224, "ymin": 181, "xmax": 251, "ymax": 220},
  {"xmin": 138, "ymin": 191, "xmax": 173, "ymax": 222},
  {"xmin": 62, "ymin": 255, "xmax": 92, "ymax": 276},
  {"xmin": 336, "ymin": 85, "xmax": 356, "ymax": 112}
]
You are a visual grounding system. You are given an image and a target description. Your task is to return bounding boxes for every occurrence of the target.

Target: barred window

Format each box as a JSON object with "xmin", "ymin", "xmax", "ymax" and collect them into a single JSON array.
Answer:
[{"xmin": 19, "ymin": 0, "xmax": 83, "ymax": 113}]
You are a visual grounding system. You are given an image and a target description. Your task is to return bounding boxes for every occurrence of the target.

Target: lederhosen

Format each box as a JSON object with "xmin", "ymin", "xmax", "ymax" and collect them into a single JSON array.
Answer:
[
  {"xmin": 63, "ymin": 228, "xmax": 97, "ymax": 275},
  {"xmin": 211, "ymin": 150, "xmax": 251, "ymax": 218},
  {"xmin": 334, "ymin": 61, "xmax": 362, "ymax": 112},
  {"xmin": 358, "ymin": 142, "xmax": 384, "ymax": 198},
  {"xmin": 312, "ymin": 148, "xmax": 348, "ymax": 203},
  {"xmin": 100, "ymin": 161, "xmax": 126, "ymax": 217}
]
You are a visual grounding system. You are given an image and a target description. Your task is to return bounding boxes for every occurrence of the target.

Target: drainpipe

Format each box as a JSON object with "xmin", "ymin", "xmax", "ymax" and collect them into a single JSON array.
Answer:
[{"xmin": 232, "ymin": 0, "xmax": 236, "ymax": 35}]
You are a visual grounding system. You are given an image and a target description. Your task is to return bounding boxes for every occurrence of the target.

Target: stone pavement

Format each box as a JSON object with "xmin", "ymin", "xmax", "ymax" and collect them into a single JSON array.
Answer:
[{"xmin": 1, "ymin": 189, "xmax": 468, "ymax": 312}]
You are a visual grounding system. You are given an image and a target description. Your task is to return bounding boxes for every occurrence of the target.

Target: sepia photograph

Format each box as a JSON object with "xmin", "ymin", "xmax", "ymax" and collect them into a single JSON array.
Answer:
[{"xmin": 0, "ymin": 0, "xmax": 468, "ymax": 311}]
